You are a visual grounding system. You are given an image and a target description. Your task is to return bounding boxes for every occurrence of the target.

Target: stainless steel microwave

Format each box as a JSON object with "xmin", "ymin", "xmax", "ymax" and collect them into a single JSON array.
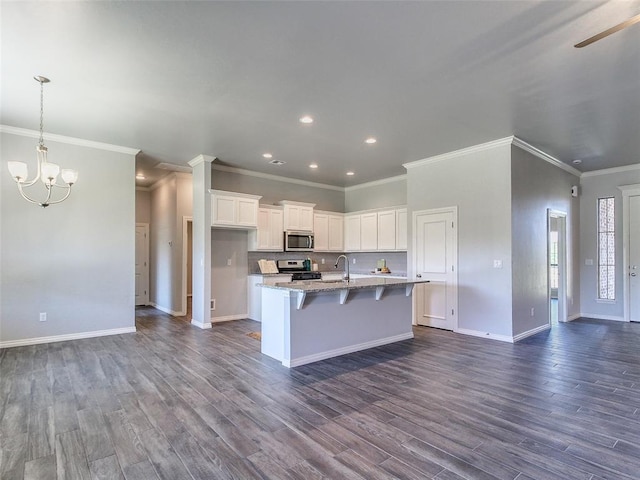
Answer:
[{"xmin": 284, "ymin": 231, "xmax": 314, "ymax": 252}]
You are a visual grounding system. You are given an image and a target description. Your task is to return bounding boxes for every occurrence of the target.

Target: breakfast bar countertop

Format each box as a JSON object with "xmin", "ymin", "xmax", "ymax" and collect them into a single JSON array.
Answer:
[{"xmin": 259, "ymin": 276, "xmax": 428, "ymax": 293}]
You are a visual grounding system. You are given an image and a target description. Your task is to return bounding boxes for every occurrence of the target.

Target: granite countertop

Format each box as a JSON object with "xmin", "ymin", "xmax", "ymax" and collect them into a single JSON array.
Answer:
[{"xmin": 259, "ymin": 276, "xmax": 428, "ymax": 293}]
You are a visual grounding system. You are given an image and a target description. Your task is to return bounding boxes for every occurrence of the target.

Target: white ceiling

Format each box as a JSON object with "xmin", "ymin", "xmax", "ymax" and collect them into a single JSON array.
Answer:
[{"xmin": 2, "ymin": 1, "xmax": 639, "ymax": 188}]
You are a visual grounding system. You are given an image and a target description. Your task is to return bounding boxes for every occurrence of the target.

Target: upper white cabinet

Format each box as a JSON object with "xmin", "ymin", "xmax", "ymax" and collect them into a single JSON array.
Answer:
[
  {"xmin": 377, "ymin": 209, "xmax": 397, "ymax": 251},
  {"xmin": 344, "ymin": 206, "xmax": 407, "ymax": 252},
  {"xmin": 211, "ymin": 190, "xmax": 262, "ymax": 228},
  {"xmin": 360, "ymin": 212, "xmax": 378, "ymax": 251},
  {"xmin": 396, "ymin": 208, "xmax": 408, "ymax": 250},
  {"xmin": 314, "ymin": 211, "xmax": 344, "ymax": 252},
  {"xmin": 279, "ymin": 200, "xmax": 315, "ymax": 232},
  {"xmin": 249, "ymin": 206, "xmax": 284, "ymax": 251},
  {"xmin": 344, "ymin": 214, "xmax": 362, "ymax": 251}
]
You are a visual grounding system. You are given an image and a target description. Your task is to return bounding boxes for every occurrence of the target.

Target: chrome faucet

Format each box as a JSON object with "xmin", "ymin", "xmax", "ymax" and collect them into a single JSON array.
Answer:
[{"xmin": 334, "ymin": 254, "xmax": 350, "ymax": 281}]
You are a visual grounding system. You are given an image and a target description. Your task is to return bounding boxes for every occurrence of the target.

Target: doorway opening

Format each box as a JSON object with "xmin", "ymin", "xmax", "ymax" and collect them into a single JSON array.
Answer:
[{"xmin": 548, "ymin": 210, "xmax": 567, "ymax": 325}]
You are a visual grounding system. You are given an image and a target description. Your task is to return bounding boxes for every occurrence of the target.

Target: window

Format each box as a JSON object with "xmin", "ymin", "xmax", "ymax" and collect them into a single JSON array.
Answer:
[{"xmin": 597, "ymin": 197, "xmax": 615, "ymax": 300}]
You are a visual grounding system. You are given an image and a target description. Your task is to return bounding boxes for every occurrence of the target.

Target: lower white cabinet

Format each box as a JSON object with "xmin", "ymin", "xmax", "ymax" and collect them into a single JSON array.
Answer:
[
  {"xmin": 249, "ymin": 206, "xmax": 284, "ymax": 251},
  {"xmin": 248, "ymin": 274, "xmax": 292, "ymax": 321}
]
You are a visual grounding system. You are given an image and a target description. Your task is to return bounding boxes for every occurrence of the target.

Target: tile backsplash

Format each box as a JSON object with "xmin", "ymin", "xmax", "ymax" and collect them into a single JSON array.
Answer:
[{"xmin": 248, "ymin": 250, "xmax": 407, "ymax": 275}]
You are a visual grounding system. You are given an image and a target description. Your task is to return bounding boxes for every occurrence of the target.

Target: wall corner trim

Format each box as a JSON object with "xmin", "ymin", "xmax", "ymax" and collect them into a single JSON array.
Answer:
[
  {"xmin": 0, "ymin": 327, "xmax": 136, "ymax": 348},
  {"xmin": 0, "ymin": 125, "xmax": 140, "ymax": 155}
]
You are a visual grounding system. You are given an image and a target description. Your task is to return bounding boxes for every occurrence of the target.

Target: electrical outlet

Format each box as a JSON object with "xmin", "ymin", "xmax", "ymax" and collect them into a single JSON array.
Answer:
[
  {"xmin": 227, "ymin": 259, "xmax": 232, "ymax": 266},
  {"xmin": 352, "ymin": 258, "xmax": 356, "ymax": 264},
  {"xmin": 321, "ymin": 258, "xmax": 325, "ymax": 265},
  {"xmin": 530, "ymin": 307, "xmax": 535, "ymax": 317},
  {"xmin": 39, "ymin": 312, "xmax": 47, "ymax": 322},
  {"xmin": 493, "ymin": 259, "xmax": 502, "ymax": 269},
  {"xmin": 211, "ymin": 299, "xmax": 216, "ymax": 310}
]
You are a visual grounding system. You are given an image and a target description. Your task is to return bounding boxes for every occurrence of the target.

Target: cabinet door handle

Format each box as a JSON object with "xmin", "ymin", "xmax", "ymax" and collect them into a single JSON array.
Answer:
[{"xmin": 631, "ymin": 273, "xmax": 637, "ymax": 277}]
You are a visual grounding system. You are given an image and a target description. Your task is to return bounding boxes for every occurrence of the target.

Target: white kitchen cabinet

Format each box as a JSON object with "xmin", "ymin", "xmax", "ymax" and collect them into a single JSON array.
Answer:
[
  {"xmin": 344, "ymin": 214, "xmax": 361, "ymax": 251},
  {"xmin": 344, "ymin": 206, "xmax": 407, "ymax": 252},
  {"xmin": 211, "ymin": 190, "xmax": 262, "ymax": 228},
  {"xmin": 396, "ymin": 208, "xmax": 407, "ymax": 251},
  {"xmin": 328, "ymin": 214, "xmax": 344, "ymax": 251},
  {"xmin": 247, "ymin": 274, "xmax": 292, "ymax": 322},
  {"xmin": 360, "ymin": 212, "xmax": 378, "ymax": 251},
  {"xmin": 377, "ymin": 209, "xmax": 397, "ymax": 251},
  {"xmin": 314, "ymin": 211, "xmax": 344, "ymax": 251},
  {"xmin": 279, "ymin": 200, "xmax": 315, "ymax": 232},
  {"xmin": 249, "ymin": 206, "xmax": 284, "ymax": 251}
]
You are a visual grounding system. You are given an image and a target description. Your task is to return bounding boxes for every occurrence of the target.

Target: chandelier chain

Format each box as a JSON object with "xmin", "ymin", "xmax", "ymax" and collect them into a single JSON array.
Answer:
[{"xmin": 39, "ymin": 79, "xmax": 44, "ymax": 147}]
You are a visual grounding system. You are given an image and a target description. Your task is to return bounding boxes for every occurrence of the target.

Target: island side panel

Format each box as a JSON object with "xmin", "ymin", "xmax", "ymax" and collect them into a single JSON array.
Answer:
[
  {"xmin": 285, "ymin": 287, "xmax": 413, "ymax": 367},
  {"xmin": 261, "ymin": 287, "xmax": 290, "ymax": 362}
]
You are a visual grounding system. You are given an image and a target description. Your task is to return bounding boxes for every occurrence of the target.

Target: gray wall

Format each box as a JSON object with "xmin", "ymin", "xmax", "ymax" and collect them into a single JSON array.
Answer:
[
  {"xmin": 211, "ymin": 229, "xmax": 249, "ymax": 319},
  {"xmin": 212, "ymin": 169, "xmax": 344, "ymax": 212},
  {"xmin": 510, "ymin": 146, "xmax": 580, "ymax": 336},
  {"xmin": 345, "ymin": 176, "xmax": 407, "ymax": 212},
  {"xmin": 0, "ymin": 132, "xmax": 136, "ymax": 344},
  {"xmin": 135, "ymin": 188, "xmax": 151, "ymax": 224},
  {"xmin": 407, "ymin": 144, "xmax": 514, "ymax": 337},
  {"xmin": 579, "ymin": 168, "xmax": 640, "ymax": 320}
]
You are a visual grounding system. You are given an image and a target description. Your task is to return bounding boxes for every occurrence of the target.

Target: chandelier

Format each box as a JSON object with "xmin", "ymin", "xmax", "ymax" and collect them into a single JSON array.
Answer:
[{"xmin": 7, "ymin": 76, "xmax": 78, "ymax": 207}]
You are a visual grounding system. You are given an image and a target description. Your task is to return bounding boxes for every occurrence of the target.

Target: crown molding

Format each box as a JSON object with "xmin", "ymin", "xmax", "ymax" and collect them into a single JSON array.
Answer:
[
  {"xmin": 403, "ymin": 137, "xmax": 514, "ymax": 170},
  {"xmin": 149, "ymin": 171, "xmax": 192, "ymax": 191},
  {"xmin": 344, "ymin": 174, "xmax": 407, "ymax": 192},
  {"xmin": 155, "ymin": 162, "xmax": 192, "ymax": 173},
  {"xmin": 211, "ymin": 164, "xmax": 344, "ymax": 192},
  {"xmin": 188, "ymin": 154, "xmax": 216, "ymax": 167},
  {"xmin": 581, "ymin": 163, "xmax": 640, "ymax": 178},
  {"xmin": 0, "ymin": 125, "xmax": 140, "ymax": 155},
  {"xmin": 511, "ymin": 137, "xmax": 581, "ymax": 177}
]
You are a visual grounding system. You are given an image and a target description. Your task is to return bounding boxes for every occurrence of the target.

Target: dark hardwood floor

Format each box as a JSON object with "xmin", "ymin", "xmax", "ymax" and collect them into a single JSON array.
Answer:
[{"xmin": 1, "ymin": 308, "xmax": 640, "ymax": 480}]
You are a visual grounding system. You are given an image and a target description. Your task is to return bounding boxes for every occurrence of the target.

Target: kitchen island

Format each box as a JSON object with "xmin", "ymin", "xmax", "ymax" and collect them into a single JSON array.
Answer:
[{"xmin": 259, "ymin": 277, "xmax": 428, "ymax": 367}]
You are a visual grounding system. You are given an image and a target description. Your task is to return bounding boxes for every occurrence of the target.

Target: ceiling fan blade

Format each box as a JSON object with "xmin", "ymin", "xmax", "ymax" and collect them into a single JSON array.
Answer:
[{"xmin": 575, "ymin": 13, "xmax": 640, "ymax": 48}]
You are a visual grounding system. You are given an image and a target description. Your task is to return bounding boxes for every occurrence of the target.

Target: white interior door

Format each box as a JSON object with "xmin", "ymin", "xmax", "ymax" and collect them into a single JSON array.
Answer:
[
  {"xmin": 413, "ymin": 208, "xmax": 457, "ymax": 330},
  {"xmin": 630, "ymin": 195, "xmax": 640, "ymax": 322},
  {"xmin": 135, "ymin": 223, "xmax": 149, "ymax": 306}
]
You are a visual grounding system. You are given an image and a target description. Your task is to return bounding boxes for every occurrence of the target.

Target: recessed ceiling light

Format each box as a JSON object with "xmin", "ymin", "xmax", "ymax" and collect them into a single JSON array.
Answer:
[
  {"xmin": 309, "ymin": 163, "xmax": 318, "ymax": 169},
  {"xmin": 135, "ymin": 173, "xmax": 145, "ymax": 180},
  {"xmin": 269, "ymin": 159, "xmax": 286, "ymax": 166},
  {"xmin": 346, "ymin": 171, "xmax": 355, "ymax": 176},
  {"xmin": 299, "ymin": 115, "xmax": 314, "ymax": 124},
  {"xmin": 262, "ymin": 153, "xmax": 273, "ymax": 159},
  {"xmin": 572, "ymin": 159, "xmax": 582, "ymax": 164},
  {"xmin": 365, "ymin": 137, "xmax": 377, "ymax": 144}
]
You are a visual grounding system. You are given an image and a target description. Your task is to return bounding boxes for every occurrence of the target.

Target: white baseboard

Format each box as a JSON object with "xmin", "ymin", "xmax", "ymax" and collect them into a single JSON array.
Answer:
[
  {"xmin": 190, "ymin": 319, "xmax": 212, "ymax": 329},
  {"xmin": 513, "ymin": 323, "xmax": 551, "ymax": 342},
  {"xmin": 0, "ymin": 327, "xmax": 137, "ymax": 349},
  {"xmin": 455, "ymin": 328, "xmax": 514, "ymax": 343},
  {"xmin": 579, "ymin": 313, "xmax": 626, "ymax": 322},
  {"xmin": 211, "ymin": 314, "xmax": 248, "ymax": 323},
  {"xmin": 567, "ymin": 313, "xmax": 581, "ymax": 322},
  {"xmin": 284, "ymin": 332, "xmax": 414, "ymax": 368},
  {"xmin": 149, "ymin": 302, "xmax": 183, "ymax": 316}
]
